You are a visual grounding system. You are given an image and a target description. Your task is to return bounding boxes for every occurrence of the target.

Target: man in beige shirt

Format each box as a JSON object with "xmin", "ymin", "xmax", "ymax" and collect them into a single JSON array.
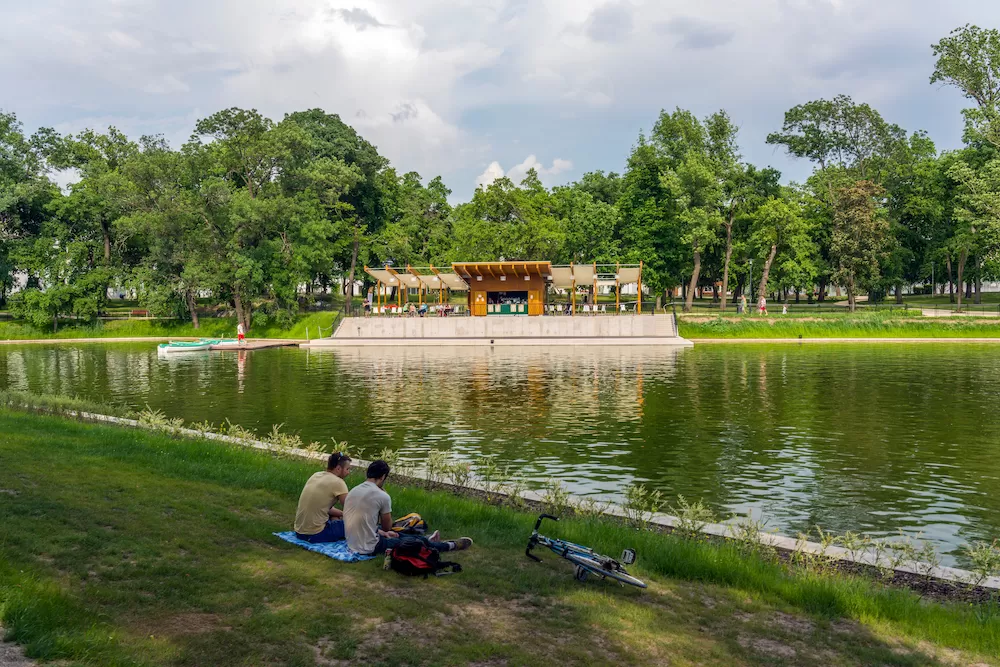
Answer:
[{"xmin": 294, "ymin": 453, "xmax": 352, "ymax": 543}]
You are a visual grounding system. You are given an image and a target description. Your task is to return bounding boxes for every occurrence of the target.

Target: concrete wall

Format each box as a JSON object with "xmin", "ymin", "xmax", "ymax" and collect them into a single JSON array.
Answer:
[{"xmin": 333, "ymin": 314, "xmax": 678, "ymax": 339}]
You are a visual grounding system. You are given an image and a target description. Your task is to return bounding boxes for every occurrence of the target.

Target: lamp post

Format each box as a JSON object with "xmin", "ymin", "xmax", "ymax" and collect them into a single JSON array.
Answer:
[{"xmin": 748, "ymin": 259, "xmax": 754, "ymax": 304}]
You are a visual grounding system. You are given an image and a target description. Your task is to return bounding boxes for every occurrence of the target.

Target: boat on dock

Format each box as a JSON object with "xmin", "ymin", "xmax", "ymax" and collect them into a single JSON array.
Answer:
[{"xmin": 157, "ymin": 341, "xmax": 212, "ymax": 354}]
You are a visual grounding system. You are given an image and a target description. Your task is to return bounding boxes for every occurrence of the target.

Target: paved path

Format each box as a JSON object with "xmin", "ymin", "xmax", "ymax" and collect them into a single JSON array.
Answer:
[
  {"xmin": 0, "ymin": 629, "xmax": 33, "ymax": 667},
  {"xmin": 920, "ymin": 308, "xmax": 1000, "ymax": 318}
]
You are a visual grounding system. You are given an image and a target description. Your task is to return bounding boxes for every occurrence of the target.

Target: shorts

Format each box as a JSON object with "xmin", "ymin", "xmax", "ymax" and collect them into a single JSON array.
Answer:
[{"xmin": 238, "ymin": 333, "xmax": 245, "ymax": 341}]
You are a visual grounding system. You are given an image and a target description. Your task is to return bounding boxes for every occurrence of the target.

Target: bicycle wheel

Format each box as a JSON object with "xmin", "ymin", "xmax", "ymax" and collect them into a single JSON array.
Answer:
[{"xmin": 566, "ymin": 554, "xmax": 647, "ymax": 589}]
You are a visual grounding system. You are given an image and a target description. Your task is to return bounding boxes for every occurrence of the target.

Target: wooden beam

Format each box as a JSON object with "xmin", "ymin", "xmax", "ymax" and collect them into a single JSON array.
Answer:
[{"xmin": 616, "ymin": 262, "xmax": 620, "ymax": 315}]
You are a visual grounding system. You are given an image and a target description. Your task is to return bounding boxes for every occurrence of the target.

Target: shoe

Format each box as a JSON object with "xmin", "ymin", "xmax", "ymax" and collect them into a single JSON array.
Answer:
[{"xmin": 453, "ymin": 537, "xmax": 473, "ymax": 551}]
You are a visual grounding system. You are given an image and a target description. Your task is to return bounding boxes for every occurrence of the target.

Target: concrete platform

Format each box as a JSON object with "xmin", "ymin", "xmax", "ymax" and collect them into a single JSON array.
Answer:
[{"xmin": 302, "ymin": 315, "xmax": 692, "ymax": 347}]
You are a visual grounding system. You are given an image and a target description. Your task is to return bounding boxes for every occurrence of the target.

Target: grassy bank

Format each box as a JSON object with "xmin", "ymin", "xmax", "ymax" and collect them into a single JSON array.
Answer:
[
  {"xmin": 0, "ymin": 311, "xmax": 339, "ymax": 341},
  {"xmin": 1, "ymin": 412, "xmax": 998, "ymax": 665},
  {"xmin": 679, "ymin": 313, "xmax": 1000, "ymax": 339}
]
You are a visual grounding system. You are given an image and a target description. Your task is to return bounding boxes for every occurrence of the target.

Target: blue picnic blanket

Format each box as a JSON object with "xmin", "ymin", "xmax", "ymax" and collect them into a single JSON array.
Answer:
[{"xmin": 273, "ymin": 532, "xmax": 376, "ymax": 562}]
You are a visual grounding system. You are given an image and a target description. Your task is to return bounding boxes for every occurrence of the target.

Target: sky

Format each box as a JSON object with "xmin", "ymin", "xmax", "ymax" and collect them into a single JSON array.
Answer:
[{"xmin": 2, "ymin": 0, "xmax": 1000, "ymax": 201}]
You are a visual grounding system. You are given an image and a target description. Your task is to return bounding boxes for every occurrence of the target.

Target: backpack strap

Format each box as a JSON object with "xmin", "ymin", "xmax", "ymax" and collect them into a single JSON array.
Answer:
[{"xmin": 433, "ymin": 561, "xmax": 463, "ymax": 576}]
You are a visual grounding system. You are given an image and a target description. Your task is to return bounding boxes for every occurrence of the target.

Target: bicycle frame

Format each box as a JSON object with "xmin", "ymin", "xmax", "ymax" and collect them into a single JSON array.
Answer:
[{"xmin": 525, "ymin": 513, "xmax": 646, "ymax": 589}]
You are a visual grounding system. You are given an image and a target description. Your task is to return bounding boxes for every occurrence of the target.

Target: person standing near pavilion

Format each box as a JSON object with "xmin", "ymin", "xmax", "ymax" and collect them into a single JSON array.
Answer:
[{"xmin": 757, "ymin": 295, "xmax": 768, "ymax": 316}]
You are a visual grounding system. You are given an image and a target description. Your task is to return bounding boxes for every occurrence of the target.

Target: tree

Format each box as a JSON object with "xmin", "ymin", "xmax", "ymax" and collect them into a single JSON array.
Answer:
[
  {"xmin": 748, "ymin": 194, "xmax": 815, "ymax": 301},
  {"xmin": 451, "ymin": 172, "xmax": 564, "ymax": 261},
  {"xmin": 945, "ymin": 151, "xmax": 1000, "ymax": 310},
  {"xmin": 931, "ymin": 25, "xmax": 1000, "ymax": 147},
  {"xmin": 649, "ymin": 108, "xmax": 730, "ymax": 312},
  {"xmin": 550, "ymin": 185, "xmax": 620, "ymax": 264},
  {"xmin": 0, "ymin": 111, "xmax": 57, "ymax": 304},
  {"xmin": 830, "ymin": 181, "xmax": 891, "ymax": 311},
  {"xmin": 719, "ymin": 165, "xmax": 781, "ymax": 310},
  {"xmin": 285, "ymin": 109, "xmax": 391, "ymax": 313},
  {"xmin": 768, "ymin": 96, "xmax": 908, "ymax": 300},
  {"xmin": 185, "ymin": 108, "xmax": 312, "ymax": 330},
  {"xmin": 617, "ymin": 138, "xmax": 684, "ymax": 300},
  {"xmin": 379, "ymin": 172, "xmax": 452, "ymax": 267}
]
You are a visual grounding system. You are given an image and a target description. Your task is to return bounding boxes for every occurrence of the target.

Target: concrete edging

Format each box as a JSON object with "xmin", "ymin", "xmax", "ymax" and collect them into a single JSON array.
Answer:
[
  {"xmin": 690, "ymin": 337, "xmax": 1000, "ymax": 344},
  {"xmin": 63, "ymin": 410, "xmax": 999, "ymax": 591}
]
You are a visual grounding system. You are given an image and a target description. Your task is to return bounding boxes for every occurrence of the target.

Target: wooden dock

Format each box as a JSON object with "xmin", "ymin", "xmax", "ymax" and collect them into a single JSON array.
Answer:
[{"xmin": 208, "ymin": 340, "xmax": 300, "ymax": 351}]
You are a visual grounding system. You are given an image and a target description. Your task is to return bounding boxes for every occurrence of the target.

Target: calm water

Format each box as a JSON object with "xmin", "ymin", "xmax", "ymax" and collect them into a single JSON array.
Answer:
[{"xmin": 2, "ymin": 342, "xmax": 998, "ymax": 564}]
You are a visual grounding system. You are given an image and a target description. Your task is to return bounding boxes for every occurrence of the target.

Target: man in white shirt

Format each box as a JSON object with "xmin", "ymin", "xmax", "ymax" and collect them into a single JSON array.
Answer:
[{"xmin": 343, "ymin": 460, "xmax": 472, "ymax": 555}]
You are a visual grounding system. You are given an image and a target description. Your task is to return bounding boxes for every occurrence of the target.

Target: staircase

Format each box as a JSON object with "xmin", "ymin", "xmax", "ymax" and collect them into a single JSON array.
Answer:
[{"xmin": 652, "ymin": 314, "xmax": 678, "ymax": 337}]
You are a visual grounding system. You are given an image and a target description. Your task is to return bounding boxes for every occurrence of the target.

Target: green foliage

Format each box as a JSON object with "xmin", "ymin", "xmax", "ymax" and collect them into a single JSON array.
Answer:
[
  {"xmin": 540, "ymin": 479, "xmax": 572, "ymax": 517},
  {"xmin": 623, "ymin": 483, "xmax": 664, "ymax": 529},
  {"xmin": 964, "ymin": 540, "xmax": 1000, "ymax": 587},
  {"xmin": 667, "ymin": 495, "xmax": 717, "ymax": 539},
  {"xmin": 830, "ymin": 181, "xmax": 893, "ymax": 310}
]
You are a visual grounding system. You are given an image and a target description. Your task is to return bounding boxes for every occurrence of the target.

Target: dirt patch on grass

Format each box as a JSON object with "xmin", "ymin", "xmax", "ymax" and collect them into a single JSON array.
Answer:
[
  {"xmin": 737, "ymin": 634, "xmax": 796, "ymax": 659},
  {"xmin": 770, "ymin": 611, "xmax": 813, "ymax": 636},
  {"xmin": 140, "ymin": 612, "xmax": 230, "ymax": 638},
  {"xmin": 0, "ymin": 626, "xmax": 36, "ymax": 667}
]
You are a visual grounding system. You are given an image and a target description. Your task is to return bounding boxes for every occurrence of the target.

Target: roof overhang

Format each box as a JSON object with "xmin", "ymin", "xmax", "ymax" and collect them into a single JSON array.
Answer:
[
  {"xmin": 364, "ymin": 266, "xmax": 400, "ymax": 286},
  {"xmin": 452, "ymin": 261, "xmax": 552, "ymax": 283}
]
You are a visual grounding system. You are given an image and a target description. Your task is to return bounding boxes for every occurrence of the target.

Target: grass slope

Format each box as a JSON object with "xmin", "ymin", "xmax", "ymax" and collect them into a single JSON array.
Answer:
[
  {"xmin": 679, "ymin": 313, "xmax": 1000, "ymax": 339},
  {"xmin": 1, "ymin": 412, "xmax": 998, "ymax": 666},
  {"xmin": 0, "ymin": 311, "xmax": 339, "ymax": 341}
]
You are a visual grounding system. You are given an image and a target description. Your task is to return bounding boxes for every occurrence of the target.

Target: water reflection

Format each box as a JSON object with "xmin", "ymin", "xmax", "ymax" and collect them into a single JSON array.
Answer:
[{"xmin": 1, "ymin": 342, "xmax": 998, "ymax": 564}]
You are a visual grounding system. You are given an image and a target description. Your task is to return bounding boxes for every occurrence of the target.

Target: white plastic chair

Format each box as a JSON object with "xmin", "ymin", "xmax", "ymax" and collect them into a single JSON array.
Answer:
[
  {"xmin": 600, "ymin": 305, "xmax": 606, "ymax": 314},
  {"xmin": 620, "ymin": 304, "xmax": 626, "ymax": 313},
  {"xmin": 583, "ymin": 304, "xmax": 590, "ymax": 314}
]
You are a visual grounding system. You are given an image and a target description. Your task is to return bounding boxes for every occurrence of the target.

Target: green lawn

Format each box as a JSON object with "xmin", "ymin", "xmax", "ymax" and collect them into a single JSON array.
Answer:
[
  {"xmin": 0, "ymin": 311, "xmax": 340, "ymax": 341},
  {"xmin": 679, "ymin": 313, "xmax": 1000, "ymax": 339},
  {"xmin": 1, "ymin": 411, "xmax": 998, "ymax": 666}
]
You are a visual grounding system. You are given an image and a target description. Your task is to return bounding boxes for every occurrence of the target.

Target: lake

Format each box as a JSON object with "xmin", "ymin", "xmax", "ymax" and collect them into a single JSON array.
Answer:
[{"xmin": 1, "ymin": 342, "xmax": 997, "ymax": 565}]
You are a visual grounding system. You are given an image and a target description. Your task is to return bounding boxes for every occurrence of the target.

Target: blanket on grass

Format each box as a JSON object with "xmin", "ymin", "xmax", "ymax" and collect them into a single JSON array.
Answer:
[{"xmin": 273, "ymin": 532, "xmax": 376, "ymax": 562}]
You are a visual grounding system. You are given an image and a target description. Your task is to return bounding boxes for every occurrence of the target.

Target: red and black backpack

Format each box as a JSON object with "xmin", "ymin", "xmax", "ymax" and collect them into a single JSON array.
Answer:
[{"xmin": 387, "ymin": 537, "xmax": 462, "ymax": 577}]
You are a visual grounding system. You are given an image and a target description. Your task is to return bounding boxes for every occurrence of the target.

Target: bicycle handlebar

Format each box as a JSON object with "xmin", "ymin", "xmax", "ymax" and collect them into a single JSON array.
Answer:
[{"xmin": 533, "ymin": 514, "xmax": 559, "ymax": 531}]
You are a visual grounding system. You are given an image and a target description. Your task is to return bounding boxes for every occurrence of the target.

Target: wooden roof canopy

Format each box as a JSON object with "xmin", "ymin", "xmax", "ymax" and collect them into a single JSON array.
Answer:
[
  {"xmin": 452, "ymin": 261, "xmax": 552, "ymax": 280},
  {"xmin": 366, "ymin": 261, "xmax": 641, "ymax": 290}
]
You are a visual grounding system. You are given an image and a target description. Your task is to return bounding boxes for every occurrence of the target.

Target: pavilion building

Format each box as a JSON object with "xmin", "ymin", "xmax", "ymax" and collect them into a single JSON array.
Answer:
[{"xmin": 363, "ymin": 261, "xmax": 644, "ymax": 317}]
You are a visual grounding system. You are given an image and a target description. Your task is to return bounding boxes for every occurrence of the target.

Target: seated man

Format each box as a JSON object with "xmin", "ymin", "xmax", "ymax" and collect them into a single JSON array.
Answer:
[
  {"xmin": 294, "ymin": 452, "xmax": 353, "ymax": 543},
  {"xmin": 343, "ymin": 460, "xmax": 472, "ymax": 556}
]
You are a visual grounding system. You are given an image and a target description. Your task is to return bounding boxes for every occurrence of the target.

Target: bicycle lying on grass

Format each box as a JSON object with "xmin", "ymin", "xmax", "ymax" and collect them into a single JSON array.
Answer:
[{"xmin": 525, "ymin": 514, "xmax": 646, "ymax": 589}]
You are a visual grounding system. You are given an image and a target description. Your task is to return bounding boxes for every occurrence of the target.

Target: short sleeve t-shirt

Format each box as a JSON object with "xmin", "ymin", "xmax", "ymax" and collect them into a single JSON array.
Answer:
[
  {"xmin": 294, "ymin": 472, "xmax": 349, "ymax": 535},
  {"xmin": 343, "ymin": 481, "xmax": 392, "ymax": 554}
]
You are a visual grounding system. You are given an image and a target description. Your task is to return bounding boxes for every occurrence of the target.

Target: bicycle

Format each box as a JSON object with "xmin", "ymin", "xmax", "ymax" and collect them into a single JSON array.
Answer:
[{"xmin": 525, "ymin": 514, "xmax": 646, "ymax": 589}]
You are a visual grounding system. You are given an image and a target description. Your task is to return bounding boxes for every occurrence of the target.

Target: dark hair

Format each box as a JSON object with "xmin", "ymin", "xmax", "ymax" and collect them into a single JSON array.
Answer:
[
  {"xmin": 328, "ymin": 452, "xmax": 351, "ymax": 470},
  {"xmin": 367, "ymin": 460, "xmax": 390, "ymax": 480}
]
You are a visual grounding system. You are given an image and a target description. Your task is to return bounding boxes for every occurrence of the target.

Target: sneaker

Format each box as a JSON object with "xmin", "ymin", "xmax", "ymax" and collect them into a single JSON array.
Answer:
[{"xmin": 453, "ymin": 537, "xmax": 473, "ymax": 551}]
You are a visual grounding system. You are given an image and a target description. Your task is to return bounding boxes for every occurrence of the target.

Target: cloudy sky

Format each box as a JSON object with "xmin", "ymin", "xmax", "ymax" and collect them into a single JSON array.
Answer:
[{"xmin": 2, "ymin": 0, "xmax": 999, "ymax": 200}]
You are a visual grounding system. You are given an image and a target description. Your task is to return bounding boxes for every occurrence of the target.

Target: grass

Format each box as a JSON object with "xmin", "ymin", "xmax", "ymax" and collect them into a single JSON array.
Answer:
[
  {"xmin": 679, "ymin": 312, "xmax": 1000, "ymax": 339},
  {"xmin": 1, "ymin": 411, "xmax": 998, "ymax": 665},
  {"xmin": 0, "ymin": 311, "xmax": 340, "ymax": 341}
]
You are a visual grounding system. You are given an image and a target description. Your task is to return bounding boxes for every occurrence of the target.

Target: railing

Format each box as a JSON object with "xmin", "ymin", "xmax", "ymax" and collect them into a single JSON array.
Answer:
[{"xmin": 674, "ymin": 300, "xmax": 1000, "ymax": 315}]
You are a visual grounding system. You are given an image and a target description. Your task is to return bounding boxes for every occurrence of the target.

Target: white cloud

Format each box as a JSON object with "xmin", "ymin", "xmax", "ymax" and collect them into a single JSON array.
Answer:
[
  {"xmin": 475, "ymin": 161, "xmax": 506, "ymax": 189},
  {"xmin": 2, "ymin": 0, "xmax": 1000, "ymax": 199},
  {"xmin": 476, "ymin": 154, "xmax": 575, "ymax": 189}
]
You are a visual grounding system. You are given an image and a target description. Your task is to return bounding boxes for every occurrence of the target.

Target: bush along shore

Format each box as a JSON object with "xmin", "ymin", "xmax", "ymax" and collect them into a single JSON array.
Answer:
[
  {"xmin": 679, "ymin": 312, "xmax": 1000, "ymax": 339},
  {"xmin": 2, "ymin": 399, "xmax": 1000, "ymax": 665}
]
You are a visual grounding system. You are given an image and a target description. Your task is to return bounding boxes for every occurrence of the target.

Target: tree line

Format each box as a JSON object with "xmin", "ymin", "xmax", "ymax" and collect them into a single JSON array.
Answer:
[{"xmin": 1, "ymin": 25, "xmax": 1000, "ymax": 330}]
